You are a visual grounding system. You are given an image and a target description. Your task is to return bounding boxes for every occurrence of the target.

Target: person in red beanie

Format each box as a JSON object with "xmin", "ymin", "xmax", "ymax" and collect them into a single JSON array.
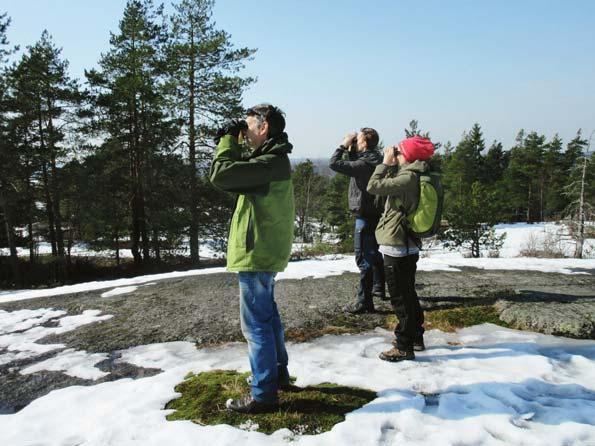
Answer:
[{"xmin": 367, "ymin": 136, "xmax": 435, "ymax": 362}]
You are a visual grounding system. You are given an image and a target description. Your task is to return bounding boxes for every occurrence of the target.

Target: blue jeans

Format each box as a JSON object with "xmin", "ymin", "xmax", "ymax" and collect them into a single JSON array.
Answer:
[
  {"xmin": 354, "ymin": 217, "xmax": 385, "ymax": 307},
  {"xmin": 238, "ymin": 272, "xmax": 289, "ymax": 403}
]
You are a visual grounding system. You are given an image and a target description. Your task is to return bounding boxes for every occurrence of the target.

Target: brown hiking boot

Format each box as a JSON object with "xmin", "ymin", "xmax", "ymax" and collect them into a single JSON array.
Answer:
[{"xmin": 379, "ymin": 347, "xmax": 415, "ymax": 362}]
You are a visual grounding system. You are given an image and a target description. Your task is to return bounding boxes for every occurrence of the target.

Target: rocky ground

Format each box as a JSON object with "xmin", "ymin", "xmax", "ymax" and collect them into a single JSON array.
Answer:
[{"xmin": 1, "ymin": 267, "xmax": 594, "ymax": 414}]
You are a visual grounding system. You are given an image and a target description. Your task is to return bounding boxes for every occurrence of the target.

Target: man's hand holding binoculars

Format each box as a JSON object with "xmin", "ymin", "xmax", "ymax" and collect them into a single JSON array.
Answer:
[
  {"xmin": 340, "ymin": 132, "xmax": 358, "ymax": 154},
  {"xmin": 214, "ymin": 119, "xmax": 248, "ymax": 145}
]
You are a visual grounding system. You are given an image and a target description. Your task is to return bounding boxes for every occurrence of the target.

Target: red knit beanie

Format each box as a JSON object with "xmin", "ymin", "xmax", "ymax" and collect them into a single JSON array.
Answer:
[{"xmin": 399, "ymin": 136, "xmax": 435, "ymax": 162}]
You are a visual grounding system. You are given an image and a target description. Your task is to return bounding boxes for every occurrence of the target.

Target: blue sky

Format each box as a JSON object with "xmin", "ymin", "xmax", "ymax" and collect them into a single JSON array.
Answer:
[{"xmin": 4, "ymin": 0, "xmax": 595, "ymax": 157}]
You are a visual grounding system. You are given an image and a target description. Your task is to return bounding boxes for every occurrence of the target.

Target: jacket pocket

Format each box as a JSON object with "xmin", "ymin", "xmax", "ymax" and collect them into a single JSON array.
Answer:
[{"xmin": 246, "ymin": 208, "xmax": 254, "ymax": 253}]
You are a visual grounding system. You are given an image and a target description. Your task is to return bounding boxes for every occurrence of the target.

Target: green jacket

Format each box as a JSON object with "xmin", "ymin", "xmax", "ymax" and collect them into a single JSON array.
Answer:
[
  {"xmin": 210, "ymin": 133, "xmax": 295, "ymax": 272},
  {"xmin": 366, "ymin": 160, "xmax": 429, "ymax": 247}
]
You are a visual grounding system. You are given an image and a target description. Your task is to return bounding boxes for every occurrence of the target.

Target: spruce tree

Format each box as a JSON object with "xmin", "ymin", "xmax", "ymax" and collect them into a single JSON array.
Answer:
[
  {"xmin": 542, "ymin": 134, "xmax": 565, "ymax": 218},
  {"xmin": 504, "ymin": 131, "xmax": 545, "ymax": 222},
  {"xmin": 442, "ymin": 123, "xmax": 485, "ymax": 205}
]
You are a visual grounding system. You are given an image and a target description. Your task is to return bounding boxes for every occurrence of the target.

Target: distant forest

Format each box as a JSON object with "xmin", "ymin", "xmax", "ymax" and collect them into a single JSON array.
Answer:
[{"xmin": 0, "ymin": 1, "xmax": 593, "ymax": 289}]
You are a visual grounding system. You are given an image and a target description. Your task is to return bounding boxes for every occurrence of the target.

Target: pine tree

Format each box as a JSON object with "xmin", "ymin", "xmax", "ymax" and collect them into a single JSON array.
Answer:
[
  {"xmin": 443, "ymin": 182, "xmax": 505, "ymax": 258},
  {"xmin": 542, "ymin": 134, "xmax": 565, "ymax": 218},
  {"xmin": 167, "ymin": 0, "xmax": 255, "ymax": 264},
  {"xmin": 563, "ymin": 130, "xmax": 592, "ymax": 258},
  {"xmin": 86, "ymin": 0, "xmax": 176, "ymax": 265},
  {"xmin": 324, "ymin": 173, "xmax": 352, "ymax": 250},
  {"xmin": 9, "ymin": 31, "xmax": 83, "ymax": 276},
  {"xmin": 0, "ymin": 13, "xmax": 21, "ymax": 284},
  {"xmin": 293, "ymin": 160, "xmax": 329, "ymax": 243}
]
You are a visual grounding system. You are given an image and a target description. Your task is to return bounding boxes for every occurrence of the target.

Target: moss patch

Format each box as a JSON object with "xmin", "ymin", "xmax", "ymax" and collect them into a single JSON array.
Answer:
[
  {"xmin": 165, "ymin": 370, "xmax": 376, "ymax": 435},
  {"xmin": 422, "ymin": 305, "xmax": 510, "ymax": 332},
  {"xmin": 285, "ymin": 312, "xmax": 381, "ymax": 343}
]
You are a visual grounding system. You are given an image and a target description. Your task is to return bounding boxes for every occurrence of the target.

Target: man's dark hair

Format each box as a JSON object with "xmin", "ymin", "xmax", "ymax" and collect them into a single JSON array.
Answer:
[
  {"xmin": 360, "ymin": 127, "xmax": 379, "ymax": 150},
  {"xmin": 246, "ymin": 103, "xmax": 286, "ymax": 137}
]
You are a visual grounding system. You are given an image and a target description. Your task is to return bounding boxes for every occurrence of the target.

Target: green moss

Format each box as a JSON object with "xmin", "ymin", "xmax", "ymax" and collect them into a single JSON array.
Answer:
[
  {"xmin": 423, "ymin": 305, "xmax": 510, "ymax": 332},
  {"xmin": 285, "ymin": 312, "xmax": 388, "ymax": 343},
  {"xmin": 384, "ymin": 305, "xmax": 510, "ymax": 333},
  {"xmin": 165, "ymin": 370, "xmax": 376, "ymax": 435}
]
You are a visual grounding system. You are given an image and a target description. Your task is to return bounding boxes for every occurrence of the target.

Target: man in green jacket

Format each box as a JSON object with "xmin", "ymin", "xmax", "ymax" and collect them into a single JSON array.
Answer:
[
  {"xmin": 210, "ymin": 104, "xmax": 295, "ymax": 413},
  {"xmin": 367, "ymin": 136, "xmax": 435, "ymax": 362}
]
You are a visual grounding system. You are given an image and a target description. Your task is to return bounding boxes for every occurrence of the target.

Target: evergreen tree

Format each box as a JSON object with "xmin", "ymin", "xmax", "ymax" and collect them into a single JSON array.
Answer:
[
  {"xmin": 8, "ymin": 31, "xmax": 83, "ymax": 274},
  {"xmin": 71, "ymin": 141, "xmax": 130, "ymax": 264},
  {"xmin": 0, "ymin": 13, "xmax": 22, "ymax": 284},
  {"xmin": 293, "ymin": 160, "xmax": 328, "ymax": 242},
  {"xmin": 324, "ymin": 173, "xmax": 352, "ymax": 250},
  {"xmin": 563, "ymin": 131, "xmax": 592, "ymax": 258},
  {"xmin": 542, "ymin": 134, "xmax": 565, "ymax": 218},
  {"xmin": 86, "ymin": 0, "xmax": 177, "ymax": 265},
  {"xmin": 442, "ymin": 123, "xmax": 485, "ymax": 209},
  {"xmin": 482, "ymin": 141, "xmax": 508, "ymax": 185},
  {"xmin": 504, "ymin": 131, "xmax": 545, "ymax": 222},
  {"xmin": 167, "ymin": 0, "xmax": 255, "ymax": 264},
  {"xmin": 443, "ymin": 182, "xmax": 505, "ymax": 258}
]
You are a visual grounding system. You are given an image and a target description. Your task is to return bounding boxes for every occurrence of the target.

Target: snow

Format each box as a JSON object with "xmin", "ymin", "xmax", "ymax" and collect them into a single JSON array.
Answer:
[
  {"xmin": 101, "ymin": 286, "xmax": 139, "ymax": 298},
  {"xmin": 21, "ymin": 348, "xmax": 109, "ymax": 380},
  {"xmin": 1, "ymin": 223, "xmax": 594, "ymax": 304},
  {"xmin": 2, "ymin": 254, "xmax": 593, "ymax": 304},
  {"xmin": 0, "ymin": 239, "xmax": 223, "ymax": 259},
  {"xmin": 0, "ymin": 306, "xmax": 594, "ymax": 445},
  {"xmin": 0, "ymin": 309, "xmax": 113, "ymax": 363}
]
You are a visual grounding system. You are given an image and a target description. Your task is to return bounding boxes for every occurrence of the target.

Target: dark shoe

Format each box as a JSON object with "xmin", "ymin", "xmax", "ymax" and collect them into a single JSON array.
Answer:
[
  {"xmin": 372, "ymin": 292, "xmax": 389, "ymax": 301},
  {"xmin": 344, "ymin": 303, "xmax": 375, "ymax": 314},
  {"xmin": 226, "ymin": 395, "xmax": 279, "ymax": 413},
  {"xmin": 246, "ymin": 366, "xmax": 291, "ymax": 390},
  {"xmin": 379, "ymin": 347, "xmax": 415, "ymax": 362},
  {"xmin": 393, "ymin": 339, "xmax": 425, "ymax": 352},
  {"xmin": 245, "ymin": 377, "xmax": 291, "ymax": 390}
]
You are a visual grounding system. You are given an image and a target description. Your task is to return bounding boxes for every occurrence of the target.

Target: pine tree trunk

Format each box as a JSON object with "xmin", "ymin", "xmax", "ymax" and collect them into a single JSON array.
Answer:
[
  {"xmin": 129, "ymin": 100, "xmax": 142, "ymax": 265},
  {"xmin": 0, "ymin": 187, "xmax": 21, "ymax": 286},
  {"xmin": 41, "ymin": 161, "xmax": 57, "ymax": 255},
  {"xmin": 575, "ymin": 155, "xmax": 587, "ymax": 258},
  {"xmin": 114, "ymin": 229, "xmax": 121, "ymax": 266},
  {"xmin": 137, "ymin": 101, "xmax": 150, "ymax": 262},
  {"xmin": 152, "ymin": 228, "xmax": 160, "ymax": 261},
  {"xmin": 28, "ymin": 219, "xmax": 34, "ymax": 262},
  {"xmin": 188, "ymin": 29, "xmax": 200, "ymax": 265},
  {"xmin": 526, "ymin": 183, "xmax": 532, "ymax": 223},
  {"xmin": 139, "ymin": 169, "xmax": 150, "ymax": 262},
  {"xmin": 25, "ymin": 174, "xmax": 35, "ymax": 262},
  {"xmin": 46, "ymin": 110, "xmax": 65, "ymax": 259},
  {"xmin": 38, "ymin": 111, "xmax": 57, "ymax": 256}
]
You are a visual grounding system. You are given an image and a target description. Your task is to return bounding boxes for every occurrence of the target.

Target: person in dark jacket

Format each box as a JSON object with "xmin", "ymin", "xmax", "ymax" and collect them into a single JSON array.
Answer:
[{"xmin": 329, "ymin": 128, "xmax": 385, "ymax": 313}]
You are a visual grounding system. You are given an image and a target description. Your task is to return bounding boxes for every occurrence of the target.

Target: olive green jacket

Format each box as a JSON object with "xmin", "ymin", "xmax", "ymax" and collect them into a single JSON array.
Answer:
[
  {"xmin": 209, "ymin": 134, "xmax": 295, "ymax": 272},
  {"xmin": 366, "ymin": 160, "xmax": 429, "ymax": 247}
]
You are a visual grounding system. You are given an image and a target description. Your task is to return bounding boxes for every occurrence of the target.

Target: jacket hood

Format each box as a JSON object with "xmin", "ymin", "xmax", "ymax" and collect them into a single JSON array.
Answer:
[
  {"xmin": 358, "ymin": 149, "xmax": 383, "ymax": 165},
  {"xmin": 400, "ymin": 159, "xmax": 429, "ymax": 174},
  {"xmin": 254, "ymin": 132, "xmax": 293, "ymax": 156}
]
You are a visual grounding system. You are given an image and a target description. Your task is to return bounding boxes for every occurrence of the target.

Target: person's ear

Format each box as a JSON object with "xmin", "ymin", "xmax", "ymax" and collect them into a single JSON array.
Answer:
[{"xmin": 260, "ymin": 120, "xmax": 269, "ymax": 137}]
